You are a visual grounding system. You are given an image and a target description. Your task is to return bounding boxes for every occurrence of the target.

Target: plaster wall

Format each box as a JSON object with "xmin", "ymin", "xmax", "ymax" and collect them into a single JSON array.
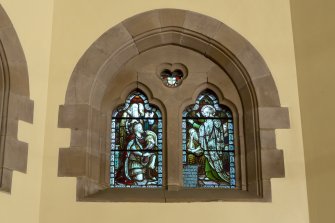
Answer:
[
  {"xmin": 291, "ymin": 1, "xmax": 335, "ymax": 222},
  {"xmin": 39, "ymin": 0, "xmax": 309, "ymax": 223},
  {"xmin": 0, "ymin": 0, "xmax": 310, "ymax": 223},
  {"xmin": 0, "ymin": 0, "xmax": 54, "ymax": 223}
]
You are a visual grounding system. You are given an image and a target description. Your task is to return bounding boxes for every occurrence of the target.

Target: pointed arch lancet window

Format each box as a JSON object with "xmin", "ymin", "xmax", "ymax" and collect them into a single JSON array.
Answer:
[
  {"xmin": 182, "ymin": 90, "xmax": 236, "ymax": 188},
  {"xmin": 110, "ymin": 90, "xmax": 163, "ymax": 188}
]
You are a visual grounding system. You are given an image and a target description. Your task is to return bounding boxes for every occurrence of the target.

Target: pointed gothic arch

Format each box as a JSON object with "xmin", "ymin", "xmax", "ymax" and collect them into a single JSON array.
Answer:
[
  {"xmin": 0, "ymin": 4, "xmax": 34, "ymax": 193},
  {"xmin": 58, "ymin": 9, "xmax": 289, "ymax": 201}
]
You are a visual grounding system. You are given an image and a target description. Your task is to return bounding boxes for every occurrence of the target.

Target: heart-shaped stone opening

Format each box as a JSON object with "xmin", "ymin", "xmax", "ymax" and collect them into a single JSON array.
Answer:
[{"xmin": 158, "ymin": 64, "xmax": 188, "ymax": 88}]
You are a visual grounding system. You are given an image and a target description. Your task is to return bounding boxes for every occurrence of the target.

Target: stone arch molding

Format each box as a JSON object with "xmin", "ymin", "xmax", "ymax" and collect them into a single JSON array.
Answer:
[
  {"xmin": 58, "ymin": 9, "xmax": 289, "ymax": 202},
  {"xmin": 0, "ymin": 5, "xmax": 34, "ymax": 192}
]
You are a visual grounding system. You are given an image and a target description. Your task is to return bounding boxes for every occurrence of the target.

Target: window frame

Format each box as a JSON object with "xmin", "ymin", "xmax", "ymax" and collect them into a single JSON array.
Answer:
[
  {"xmin": 99, "ymin": 80, "xmax": 244, "ymax": 202},
  {"xmin": 109, "ymin": 89, "xmax": 164, "ymax": 189},
  {"xmin": 181, "ymin": 89, "xmax": 240, "ymax": 189},
  {"xmin": 0, "ymin": 4, "xmax": 33, "ymax": 193},
  {"xmin": 58, "ymin": 9, "xmax": 289, "ymax": 202}
]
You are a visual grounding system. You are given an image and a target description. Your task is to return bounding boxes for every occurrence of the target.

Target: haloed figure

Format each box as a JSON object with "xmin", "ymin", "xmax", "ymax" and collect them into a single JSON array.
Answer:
[
  {"xmin": 198, "ymin": 105, "xmax": 229, "ymax": 183},
  {"xmin": 125, "ymin": 121, "xmax": 158, "ymax": 183}
]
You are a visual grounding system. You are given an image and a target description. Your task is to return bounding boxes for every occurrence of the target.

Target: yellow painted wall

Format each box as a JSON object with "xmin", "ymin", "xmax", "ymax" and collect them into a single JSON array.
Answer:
[
  {"xmin": 0, "ymin": 0, "xmax": 311, "ymax": 223},
  {"xmin": 38, "ymin": 0, "xmax": 309, "ymax": 223},
  {"xmin": 0, "ymin": 0, "xmax": 54, "ymax": 223},
  {"xmin": 291, "ymin": 1, "xmax": 335, "ymax": 223}
]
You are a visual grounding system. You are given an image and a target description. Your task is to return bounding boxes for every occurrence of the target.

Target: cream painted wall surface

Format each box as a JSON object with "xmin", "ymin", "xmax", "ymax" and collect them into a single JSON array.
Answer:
[
  {"xmin": 0, "ymin": 0, "xmax": 54, "ymax": 223},
  {"xmin": 39, "ymin": 0, "xmax": 309, "ymax": 223},
  {"xmin": 291, "ymin": 1, "xmax": 335, "ymax": 223}
]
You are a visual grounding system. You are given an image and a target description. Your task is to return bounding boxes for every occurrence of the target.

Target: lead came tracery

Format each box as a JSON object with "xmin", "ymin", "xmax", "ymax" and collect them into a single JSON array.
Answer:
[
  {"xmin": 182, "ymin": 90, "xmax": 236, "ymax": 188},
  {"xmin": 110, "ymin": 90, "xmax": 163, "ymax": 188}
]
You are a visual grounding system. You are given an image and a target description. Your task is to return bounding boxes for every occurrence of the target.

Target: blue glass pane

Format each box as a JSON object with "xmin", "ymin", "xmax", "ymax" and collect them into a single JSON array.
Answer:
[
  {"xmin": 182, "ymin": 121, "xmax": 186, "ymax": 128},
  {"xmin": 228, "ymin": 123, "xmax": 233, "ymax": 130},
  {"xmin": 182, "ymin": 144, "xmax": 186, "ymax": 150}
]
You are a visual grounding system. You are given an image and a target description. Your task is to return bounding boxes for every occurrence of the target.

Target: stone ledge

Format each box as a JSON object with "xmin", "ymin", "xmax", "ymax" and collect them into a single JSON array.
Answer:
[
  {"xmin": 3, "ymin": 136, "xmax": 28, "ymax": 173},
  {"xmin": 259, "ymin": 107, "xmax": 290, "ymax": 129},
  {"xmin": 58, "ymin": 104, "xmax": 90, "ymax": 129},
  {"xmin": 58, "ymin": 148, "xmax": 86, "ymax": 177},
  {"xmin": 261, "ymin": 149, "xmax": 285, "ymax": 179},
  {"xmin": 18, "ymin": 97, "xmax": 33, "ymax": 123},
  {"xmin": 8, "ymin": 94, "xmax": 34, "ymax": 123}
]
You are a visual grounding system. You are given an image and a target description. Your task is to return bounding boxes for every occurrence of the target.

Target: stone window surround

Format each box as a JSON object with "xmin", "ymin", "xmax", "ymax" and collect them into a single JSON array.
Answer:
[
  {"xmin": 58, "ymin": 9, "xmax": 290, "ymax": 202},
  {"xmin": 0, "ymin": 5, "xmax": 34, "ymax": 193}
]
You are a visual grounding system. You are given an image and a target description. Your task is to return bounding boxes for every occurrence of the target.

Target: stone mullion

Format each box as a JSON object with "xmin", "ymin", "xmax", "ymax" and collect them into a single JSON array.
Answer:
[{"xmin": 165, "ymin": 103, "xmax": 183, "ymax": 191}]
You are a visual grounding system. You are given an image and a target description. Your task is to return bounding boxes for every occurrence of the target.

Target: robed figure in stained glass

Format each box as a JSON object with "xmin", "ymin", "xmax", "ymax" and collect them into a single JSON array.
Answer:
[
  {"xmin": 124, "ymin": 120, "xmax": 157, "ymax": 182},
  {"xmin": 183, "ymin": 90, "xmax": 236, "ymax": 188},
  {"xmin": 194, "ymin": 105, "xmax": 229, "ymax": 182},
  {"xmin": 110, "ymin": 90, "xmax": 163, "ymax": 188}
]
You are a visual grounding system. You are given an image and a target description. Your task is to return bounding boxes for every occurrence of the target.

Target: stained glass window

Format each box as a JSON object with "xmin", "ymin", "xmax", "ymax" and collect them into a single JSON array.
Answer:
[
  {"xmin": 110, "ymin": 90, "xmax": 163, "ymax": 188},
  {"xmin": 182, "ymin": 90, "xmax": 236, "ymax": 188}
]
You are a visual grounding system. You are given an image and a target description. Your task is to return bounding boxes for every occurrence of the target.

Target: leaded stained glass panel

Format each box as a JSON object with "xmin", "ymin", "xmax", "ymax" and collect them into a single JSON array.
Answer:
[
  {"xmin": 182, "ymin": 90, "xmax": 236, "ymax": 188},
  {"xmin": 110, "ymin": 90, "xmax": 163, "ymax": 188}
]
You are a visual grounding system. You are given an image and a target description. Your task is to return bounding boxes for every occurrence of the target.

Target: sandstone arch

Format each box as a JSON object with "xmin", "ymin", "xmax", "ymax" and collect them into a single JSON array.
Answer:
[{"xmin": 58, "ymin": 9, "xmax": 289, "ymax": 201}]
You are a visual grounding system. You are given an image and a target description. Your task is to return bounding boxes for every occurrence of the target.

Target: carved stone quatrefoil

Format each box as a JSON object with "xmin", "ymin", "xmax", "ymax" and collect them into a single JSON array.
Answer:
[{"xmin": 157, "ymin": 63, "xmax": 188, "ymax": 88}]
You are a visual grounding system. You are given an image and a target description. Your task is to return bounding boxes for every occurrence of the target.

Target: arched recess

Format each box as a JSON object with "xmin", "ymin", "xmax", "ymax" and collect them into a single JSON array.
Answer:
[
  {"xmin": 0, "ymin": 5, "xmax": 34, "ymax": 193},
  {"xmin": 58, "ymin": 9, "xmax": 289, "ymax": 202}
]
